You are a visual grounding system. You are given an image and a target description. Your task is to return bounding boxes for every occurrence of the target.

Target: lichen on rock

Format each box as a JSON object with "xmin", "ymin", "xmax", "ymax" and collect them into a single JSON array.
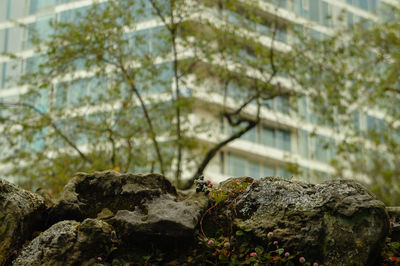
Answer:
[
  {"xmin": 0, "ymin": 178, "xmax": 47, "ymax": 265},
  {"xmin": 220, "ymin": 177, "xmax": 389, "ymax": 265},
  {"xmin": 13, "ymin": 219, "xmax": 118, "ymax": 266}
]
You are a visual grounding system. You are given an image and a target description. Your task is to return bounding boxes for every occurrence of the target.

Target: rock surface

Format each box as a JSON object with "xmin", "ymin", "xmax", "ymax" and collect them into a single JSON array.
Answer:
[
  {"xmin": 223, "ymin": 177, "xmax": 389, "ymax": 266},
  {"xmin": 49, "ymin": 171, "xmax": 210, "ymax": 239},
  {"xmin": 49, "ymin": 171, "xmax": 178, "ymax": 223},
  {"xmin": 0, "ymin": 178, "xmax": 47, "ymax": 265},
  {"xmin": 108, "ymin": 190, "xmax": 209, "ymax": 238},
  {"xmin": 13, "ymin": 219, "xmax": 118, "ymax": 265},
  {"xmin": 1, "ymin": 172, "xmax": 391, "ymax": 265}
]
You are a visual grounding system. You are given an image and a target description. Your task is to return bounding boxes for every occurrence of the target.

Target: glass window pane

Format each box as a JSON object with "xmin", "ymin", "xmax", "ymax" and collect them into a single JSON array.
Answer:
[
  {"xmin": 56, "ymin": 83, "xmax": 67, "ymax": 109},
  {"xmin": 276, "ymin": 27, "xmax": 287, "ymax": 43},
  {"xmin": 0, "ymin": 0, "xmax": 8, "ymax": 22},
  {"xmin": 366, "ymin": 115, "xmax": 376, "ymax": 131},
  {"xmin": 5, "ymin": 60, "xmax": 23, "ymax": 88},
  {"xmin": 0, "ymin": 63, "xmax": 5, "ymax": 89},
  {"xmin": 130, "ymin": 29, "xmax": 150, "ymax": 57},
  {"xmin": 88, "ymin": 75, "xmax": 107, "ymax": 102},
  {"xmin": 131, "ymin": 0, "xmax": 149, "ymax": 21},
  {"xmin": 278, "ymin": 168, "xmax": 291, "ymax": 178},
  {"xmin": 151, "ymin": 62, "xmax": 172, "ymax": 93},
  {"xmin": 353, "ymin": 111, "xmax": 360, "ymax": 132},
  {"xmin": 309, "ymin": 0, "xmax": 320, "ymax": 22},
  {"xmin": 276, "ymin": 95, "xmax": 289, "ymax": 114},
  {"xmin": 29, "ymin": 0, "xmax": 57, "ymax": 14},
  {"xmin": 263, "ymin": 165, "xmax": 275, "ymax": 176},
  {"xmin": 315, "ymin": 135, "xmax": 328, "ymax": 162},
  {"xmin": 9, "ymin": 0, "xmax": 27, "ymax": 20},
  {"xmin": 7, "ymin": 27, "xmax": 24, "ymax": 53},
  {"xmin": 360, "ymin": 0, "xmax": 368, "ymax": 9},
  {"xmin": 347, "ymin": 12, "xmax": 354, "ymax": 26},
  {"xmin": 258, "ymin": 23, "xmax": 270, "ymax": 35},
  {"xmin": 322, "ymin": 2, "xmax": 331, "ymax": 26},
  {"xmin": 277, "ymin": 129, "xmax": 291, "ymax": 151},
  {"xmin": 298, "ymin": 130, "xmax": 309, "ymax": 158},
  {"xmin": 248, "ymin": 161, "xmax": 260, "ymax": 178},
  {"xmin": 243, "ymin": 127, "xmax": 257, "ymax": 143},
  {"xmin": 0, "ymin": 29, "xmax": 6, "ymax": 52},
  {"xmin": 69, "ymin": 79, "xmax": 87, "ymax": 107},
  {"xmin": 151, "ymin": 26, "xmax": 170, "ymax": 55},
  {"xmin": 227, "ymin": 153, "xmax": 246, "ymax": 177},
  {"xmin": 262, "ymin": 126, "xmax": 275, "ymax": 147}
]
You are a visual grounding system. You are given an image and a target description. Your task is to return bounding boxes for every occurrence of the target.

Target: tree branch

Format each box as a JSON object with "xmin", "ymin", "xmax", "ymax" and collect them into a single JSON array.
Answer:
[
  {"xmin": 0, "ymin": 101, "xmax": 92, "ymax": 164},
  {"xmin": 149, "ymin": 0, "xmax": 184, "ymax": 184},
  {"xmin": 118, "ymin": 60, "xmax": 165, "ymax": 175}
]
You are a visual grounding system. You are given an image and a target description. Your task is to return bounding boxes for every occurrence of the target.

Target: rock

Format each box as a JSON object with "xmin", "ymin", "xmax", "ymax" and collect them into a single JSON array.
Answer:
[
  {"xmin": 108, "ymin": 188, "xmax": 209, "ymax": 238},
  {"xmin": 45, "ymin": 171, "xmax": 210, "ymax": 263},
  {"xmin": 13, "ymin": 219, "xmax": 118, "ymax": 265},
  {"xmin": 49, "ymin": 170, "xmax": 178, "ymax": 223},
  {"xmin": 214, "ymin": 177, "xmax": 389, "ymax": 266},
  {"xmin": 0, "ymin": 178, "xmax": 47, "ymax": 265},
  {"xmin": 49, "ymin": 170, "xmax": 210, "ymax": 242}
]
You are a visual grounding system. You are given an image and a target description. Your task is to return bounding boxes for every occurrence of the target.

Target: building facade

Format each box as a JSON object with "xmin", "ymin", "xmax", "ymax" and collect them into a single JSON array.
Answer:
[{"xmin": 0, "ymin": 0, "xmax": 397, "ymax": 185}]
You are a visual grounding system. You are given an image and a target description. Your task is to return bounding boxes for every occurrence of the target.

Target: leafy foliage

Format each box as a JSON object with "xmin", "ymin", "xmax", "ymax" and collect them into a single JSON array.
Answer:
[
  {"xmin": 0, "ymin": 0, "xmax": 292, "ymax": 193},
  {"xmin": 288, "ymin": 6, "xmax": 400, "ymax": 205}
]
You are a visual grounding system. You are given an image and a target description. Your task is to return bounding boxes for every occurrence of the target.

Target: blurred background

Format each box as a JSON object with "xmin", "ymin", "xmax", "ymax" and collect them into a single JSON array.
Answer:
[{"xmin": 0, "ymin": 0, "xmax": 399, "ymax": 205}]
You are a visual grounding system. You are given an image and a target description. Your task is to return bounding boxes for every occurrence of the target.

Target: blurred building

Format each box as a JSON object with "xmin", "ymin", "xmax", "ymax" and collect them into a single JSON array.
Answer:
[{"xmin": 0, "ymin": 0, "xmax": 397, "ymax": 184}]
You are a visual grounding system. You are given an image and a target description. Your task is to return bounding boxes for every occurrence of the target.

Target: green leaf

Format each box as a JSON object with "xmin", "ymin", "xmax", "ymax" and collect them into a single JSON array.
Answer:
[
  {"xmin": 236, "ymin": 230, "xmax": 244, "ymax": 236},
  {"xmin": 255, "ymin": 246, "xmax": 264, "ymax": 255}
]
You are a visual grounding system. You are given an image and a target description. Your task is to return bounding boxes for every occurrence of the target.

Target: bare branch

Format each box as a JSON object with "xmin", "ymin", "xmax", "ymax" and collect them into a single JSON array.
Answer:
[
  {"xmin": 0, "ymin": 101, "xmax": 92, "ymax": 164},
  {"xmin": 117, "ymin": 59, "xmax": 166, "ymax": 175}
]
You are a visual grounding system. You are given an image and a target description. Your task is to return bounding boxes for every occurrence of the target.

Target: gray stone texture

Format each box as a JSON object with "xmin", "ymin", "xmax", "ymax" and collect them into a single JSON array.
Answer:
[{"xmin": 0, "ymin": 178, "xmax": 47, "ymax": 265}]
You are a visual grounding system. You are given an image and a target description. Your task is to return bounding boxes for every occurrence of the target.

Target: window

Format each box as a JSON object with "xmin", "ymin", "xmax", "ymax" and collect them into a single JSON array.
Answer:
[
  {"xmin": 347, "ymin": 0, "xmax": 378, "ymax": 12},
  {"xmin": 69, "ymin": 79, "xmax": 88, "ymax": 107},
  {"xmin": 128, "ymin": 29, "xmax": 150, "ymax": 57},
  {"xmin": 27, "ymin": 15, "xmax": 54, "ymax": 46},
  {"xmin": 278, "ymin": 168, "xmax": 291, "ymax": 178},
  {"xmin": 55, "ymin": 83, "xmax": 67, "ymax": 109},
  {"xmin": 248, "ymin": 161, "xmax": 260, "ymax": 178},
  {"xmin": 0, "ymin": 0, "xmax": 9, "ymax": 22},
  {"xmin": 276, "ymin": 95, "xmax": 290, "ymax": 114},
  {"xmin": 243, "ymin": 127, "xmax": 257, "ymax": 142},
  {"xmin": 298, "ymin": 130, "xmax": 335, "ymax": 162},
  {"xmin": 263, "ymin": 165, "xmax": 275, "ymax": 176},
  {"xmin": 277, "ymin": 129, "xmax": 291, "ymax": 152},
  {"xmin": 309, "ymin": 0, "xmax": 321, "ymax": 22},
  {"xmin": 315, "ymin": 135, "xmax": 329, "ymax": 162},
  {"xmin": 264, "ymin": 95, "xmax": 290, "ymax": 114},
  {"xmin": 322, "ymin": 2, "xmax": 332, "ymax": 26},
  {"xmin": 150, "ymin": 62, "xmax": 173, "ymax": 93},
  {"xmin": 261, "ymin": 126, "xmax": 291, "ymax": 151},
  {"xmin": 225, "ymin": 152, "xmax": 280, "ymax": 179},
  {"xmin": 0, "ymin": 63, "xmax": 5, "ymax": 89},
  {"xmin": 227, "ymin": 153, "xmax": 246, "ymax": 177},
  {"xmin": 131, "ymin": 0, "xmax": 150, "ymax": 21},
  {"xmin": 88, "ymin": 75, "xmax": 107, "ymax": 102},
  {"xmin": 151, "ymin": 26, "xmax": 170, "ymax": 56},
  {"xmin": 302, "ymin": 0, "xmax": 310, "ymax": 11},
  {"xmin": 347, "ymin": 12, "xmax": 354, "ymax": 27},
  {"xmin": 0, "ymin": 29, "xmax": 6, "ymax": 52},
  {"xmin": 353, "ymin": 111, "xmax": 360, "ymax": 132},
  {"xmin": 8, "ymin": 0, "xmax": 27, "ymax": 20},
  {"xmin": 29, "ymin": 0, "xmax": 57, "ymax": 15},
  {"xmin": 262, "ymin": 126, "xmax": 275, "ymax": 147},
  {"xmin": 298, "ymin": 130, "xmax": 309, "ymax": 158},
  {"xmin": 276, "ymin": 27, "xmax": 287, "ymax": 43},
  {"xmin": 4, "ymin": 60, "xmax": 23, "ymax": 88},
  {"xmin": 294, "ymin": 0, "xmax": 310, "ymax": 17},
  {"xmin": 7, "ymin": 27, "xmax": 24, "ymax": 53}
]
